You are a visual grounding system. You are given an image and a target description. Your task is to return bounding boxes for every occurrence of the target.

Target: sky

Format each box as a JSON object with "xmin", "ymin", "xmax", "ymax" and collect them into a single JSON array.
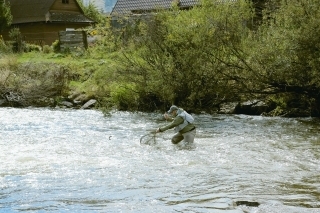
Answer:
[{"xmin": 82, "ymin": 0, "xmax": 117, "ymax": 13}]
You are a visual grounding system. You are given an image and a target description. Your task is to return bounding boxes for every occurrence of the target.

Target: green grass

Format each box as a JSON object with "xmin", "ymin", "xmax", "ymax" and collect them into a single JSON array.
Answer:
[{"xmin": 17, "ymin": 51, "xmax": 98, "ymax": 64}]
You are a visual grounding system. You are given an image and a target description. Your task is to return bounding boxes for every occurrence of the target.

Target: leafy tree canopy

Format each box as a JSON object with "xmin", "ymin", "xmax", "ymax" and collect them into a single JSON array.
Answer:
[
  {"xmin": 0, "ymin": 0, "xmax": 12, "ymax": 32},
  {"xmin": 77, "ymin": 0, "xmax": 105, "ymax": 24}
]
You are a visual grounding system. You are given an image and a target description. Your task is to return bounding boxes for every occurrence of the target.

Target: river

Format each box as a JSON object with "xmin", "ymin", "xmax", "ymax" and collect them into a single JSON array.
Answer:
[{"xmin": 0, "ymin": 108, "xmax": 319, "ymax": 213}]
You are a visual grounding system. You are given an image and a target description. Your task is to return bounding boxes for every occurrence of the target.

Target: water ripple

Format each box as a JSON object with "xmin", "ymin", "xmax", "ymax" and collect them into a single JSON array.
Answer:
[{"xmin": 0, "ymin": 108, "xmax": 319, "ymax": 212}]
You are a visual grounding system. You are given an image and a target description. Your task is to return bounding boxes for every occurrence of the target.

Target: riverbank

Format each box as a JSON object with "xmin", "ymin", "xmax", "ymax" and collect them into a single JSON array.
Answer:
[
  {"xmin": 0, "ymin": 90, "xmax": 315, "ymax": 118},
  {"xmin": 0, "ymin": 53, "xmax": 318, "ymax": 118},
  {"xmin": 0, "ymin": 58, "xmax": 316, "ymax": 117}
]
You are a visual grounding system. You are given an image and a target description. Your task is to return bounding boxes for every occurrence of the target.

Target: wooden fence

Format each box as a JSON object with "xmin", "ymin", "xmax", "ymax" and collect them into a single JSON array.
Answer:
[{"xmin": 58, "ymin": 31, "xmax": 88, "ymax": 51}]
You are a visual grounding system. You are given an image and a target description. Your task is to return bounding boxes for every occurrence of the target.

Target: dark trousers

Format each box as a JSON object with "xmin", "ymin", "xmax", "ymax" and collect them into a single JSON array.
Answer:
[{"xmin": 171, "ymin": 129, "xmax": 196, "ymax": 144}]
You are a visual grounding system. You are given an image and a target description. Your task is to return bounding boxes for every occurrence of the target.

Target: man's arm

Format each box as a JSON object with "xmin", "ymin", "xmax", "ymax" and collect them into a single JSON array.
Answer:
[{"xmin": 157, "ymin": 116, "xmax": 184, "ymax": 132}]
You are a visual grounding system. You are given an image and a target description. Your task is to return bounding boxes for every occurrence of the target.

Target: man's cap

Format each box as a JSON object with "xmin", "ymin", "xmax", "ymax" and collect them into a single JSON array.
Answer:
[{"xmin": 167, "ymin": 105, "xmax": 179, "ymax": 113}]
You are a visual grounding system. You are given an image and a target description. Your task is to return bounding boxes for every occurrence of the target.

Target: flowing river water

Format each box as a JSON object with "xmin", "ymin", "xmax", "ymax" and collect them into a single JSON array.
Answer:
[{"xmin": 0, "ymin": 108, "xmax": 319, "ymax": 213}]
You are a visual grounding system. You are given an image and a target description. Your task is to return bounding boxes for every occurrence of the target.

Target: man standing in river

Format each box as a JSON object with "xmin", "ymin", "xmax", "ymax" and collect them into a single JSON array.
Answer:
[{"xmin": 156, "ymin": 105, "xmax": 196, "ymax": 144}]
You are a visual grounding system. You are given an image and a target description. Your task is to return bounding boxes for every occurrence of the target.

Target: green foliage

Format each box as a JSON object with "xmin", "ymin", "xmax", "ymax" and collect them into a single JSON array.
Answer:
[
  {"xmin": 24, "ymin": 43, "xmax": 41, "ymax": 52},
  {"xmin": 243, "ymin": 0, "xmax": 320, "ymax": 109},
  {"xmin": 1, "ymin": 0, "xmax": 320, "ymax": 115},
  {"xmin": 77, "ymin": 0, "xmax": 105, "ymax": 24},
  {"xmin": 0, "ymin": 36, "xmax": 11, "ymax": 54},
  {"xmin": 85, "ymin": 19, "xmax": 123, "ymax": 56},
  {"xmin": 0, "ymin": 59, "xmax": 69, "ymax": 103},
  {"xmin": 251, "ymin": 0, "xmax": 318, "ymax": 81},
  {"xmin": 0, "ymin": 0, "xmax": 12, "ymax": 31},
  {"xmin": 52, "ymin": 40, "xmax": 60, "ymax": 53},
  {"xmin": 8, "ymin": 28, "xmax": 24, "ymax": 52},
  {"xmin": 96, "ymin": 0, "xmax": 320, "ymax": 114},
  {"xmin": 109, "ymin": 82, "xmax": 139, "ymax": 110},
  {"xmin": 8, "ymin": 27, "xmax": 19, "ymax": 40},
  {"xmin": 42, "ymin": 45, "xmax": 53, "ymax": 54},
  {"xmin": 114, "ymin": 0, "xmax": 255, "ymax": 110}
]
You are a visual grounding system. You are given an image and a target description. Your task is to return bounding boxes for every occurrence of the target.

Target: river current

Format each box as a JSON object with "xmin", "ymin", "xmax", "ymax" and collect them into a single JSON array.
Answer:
[{"xmin": 0, "ymin": 108, "xmax": 319, "ymax": 213}]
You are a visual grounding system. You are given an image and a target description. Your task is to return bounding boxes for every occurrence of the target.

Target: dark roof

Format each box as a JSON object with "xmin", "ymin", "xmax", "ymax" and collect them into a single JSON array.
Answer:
[
  {"xmin": 111, "ymin": 0, "xmax": 238, "ymax": 16},
  {"xmin": 49, "ymin": 12, "xmax": 94, "ymax": 23},
  {"xmin": 8, "ymin": 0, "xmax": 94, "ymax": 24},
  {"xmin": 111, "ymin": 0, "xmax": 199, "ymax": 15}
]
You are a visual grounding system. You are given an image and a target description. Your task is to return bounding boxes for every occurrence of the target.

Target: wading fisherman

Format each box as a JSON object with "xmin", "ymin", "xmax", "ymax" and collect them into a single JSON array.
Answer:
[{"xmin": 156, "ymin": 105, "xmax": 196, "ymax": 144}]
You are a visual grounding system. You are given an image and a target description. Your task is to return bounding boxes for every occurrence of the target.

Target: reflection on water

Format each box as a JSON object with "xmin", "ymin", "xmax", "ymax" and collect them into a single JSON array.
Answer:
[{"xmin": 0, "ymin": 108, "xmax": 319, "ymax": 213}]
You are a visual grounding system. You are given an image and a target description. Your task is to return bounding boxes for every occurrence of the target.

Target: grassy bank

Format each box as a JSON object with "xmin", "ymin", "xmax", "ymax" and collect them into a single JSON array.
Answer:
[{"xmin": 0, "ymin": 51, "xmax": 113, "ymax": 109}]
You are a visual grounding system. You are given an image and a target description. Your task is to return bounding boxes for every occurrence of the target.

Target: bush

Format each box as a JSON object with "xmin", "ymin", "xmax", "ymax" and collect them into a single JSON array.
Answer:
[
  {"xmin": 52, "ymin": 40, "xmax": 60, "ymax": 53},
  {"xmin": 24, "ymin": 43, "xmax": 41, "ymax": 52},
  {"xmin": 9, "ymin": 28, "xmax": 24, "ymax": 52},
  {"xmin": 113, "ymin": 0, "xmax": 254, "ymax": 110},
  {"xmin": 109, "ymin": 82, "xmax": 139, "ymax": 110},
  {"xmin": 42, "ymin": 45, "xmax": 53, "ymax": 54},
  {"xmin": 0, "ymin": 37, "xmax": 11, "ymax": 54}
]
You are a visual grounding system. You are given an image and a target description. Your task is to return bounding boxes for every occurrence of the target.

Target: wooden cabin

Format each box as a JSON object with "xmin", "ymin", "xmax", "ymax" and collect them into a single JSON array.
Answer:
[{"xmin": 2, "ymin": 0, "xmax": 94, "ymax": 46}]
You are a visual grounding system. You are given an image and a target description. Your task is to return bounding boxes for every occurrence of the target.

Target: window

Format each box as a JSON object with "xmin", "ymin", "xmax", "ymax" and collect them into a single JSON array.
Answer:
[{"xmin": 62, "ymin": 0, "xmax": 69, "ymax": 4}]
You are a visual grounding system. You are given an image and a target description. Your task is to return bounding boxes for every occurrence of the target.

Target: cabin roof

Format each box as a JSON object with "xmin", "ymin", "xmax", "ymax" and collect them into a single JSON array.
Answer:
[
  {"xmin": 8, "ymin": 0, "xmax": 94, "ymax": 24},
  {"xmin": 49, "ymin": 12, "xmax": 93, "ymax": 23},
  {"xmin": 111, "ymin": 0, "xmax": 199, "ymax": 15},
  {"xmin": 111, "ymin": 0, "xmax": 239, "ymax": 16}
]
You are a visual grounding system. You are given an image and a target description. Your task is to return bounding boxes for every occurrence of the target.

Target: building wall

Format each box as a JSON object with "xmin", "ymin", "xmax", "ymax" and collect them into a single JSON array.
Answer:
[{"xmin": 2, "ymin": 22, "xmax": 90, "ymax": 46}]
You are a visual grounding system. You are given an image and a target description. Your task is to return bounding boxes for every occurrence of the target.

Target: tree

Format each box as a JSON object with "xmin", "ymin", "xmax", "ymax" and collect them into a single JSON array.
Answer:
[
  {"xmin": 242, "ymin": 0, "xmax": 320, "ymax": 115},
  {"xmin": 112, "ymin": 0, "xmax": 255, "ymax": 110},
  {"xmin": 77, "ymin": 0, "xmax": 105, "ymax": 24},
  {"xmin": 0, "ymin": 0, "xmax": 12, "ymax": 32}
]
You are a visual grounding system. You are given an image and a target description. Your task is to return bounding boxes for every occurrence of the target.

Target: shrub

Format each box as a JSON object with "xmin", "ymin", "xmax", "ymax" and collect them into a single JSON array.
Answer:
[
  {"xmin": 42, "ymin": 45, "xmax": 53, "ymax": 54},
  {"xmin": 52, "ymin": 40, "xmax": 60, "ymax": 53},
  {"xmin": 24, "ymin": 43, "xmax": 41, "ymax": 52},
  {"xmin": 0, "ymin": 37, "xmax": 11, "ymax": 54},
  {"xmin": 9, "ymin": 28, "xmax": 24, "ymax": 52},
  {"xmin": 109, "ymin": 82, "xmax": 139, "ymax": 110}
]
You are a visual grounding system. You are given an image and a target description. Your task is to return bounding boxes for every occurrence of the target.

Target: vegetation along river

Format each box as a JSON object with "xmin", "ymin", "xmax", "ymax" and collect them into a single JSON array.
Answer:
[{"xmin": 0, "ymin": 108, "xmax": 319, "ymax": 213}]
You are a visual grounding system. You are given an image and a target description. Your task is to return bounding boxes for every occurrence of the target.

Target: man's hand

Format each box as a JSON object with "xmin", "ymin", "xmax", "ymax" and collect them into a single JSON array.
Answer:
[
  {"xmin": 150, "ymin": 130, "xmax": 156, "ymax": 134},
  {"xmin": 164, "ymin": 113, "xmax": 172, "ymax": 121}
]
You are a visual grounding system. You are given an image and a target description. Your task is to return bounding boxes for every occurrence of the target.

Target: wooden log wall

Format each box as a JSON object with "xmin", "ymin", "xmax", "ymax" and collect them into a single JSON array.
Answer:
[{"xmin": 58, "ymin": 30, "xmax": 88, "ymax": 51}]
